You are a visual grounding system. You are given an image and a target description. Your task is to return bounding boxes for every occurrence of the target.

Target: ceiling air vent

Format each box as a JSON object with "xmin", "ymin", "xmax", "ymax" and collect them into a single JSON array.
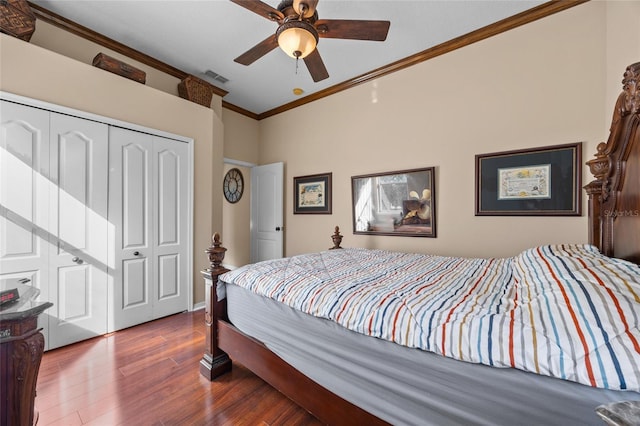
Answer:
[{"xmin": 204, "ymin": 70, "xmax": 229, "ymax": 85}]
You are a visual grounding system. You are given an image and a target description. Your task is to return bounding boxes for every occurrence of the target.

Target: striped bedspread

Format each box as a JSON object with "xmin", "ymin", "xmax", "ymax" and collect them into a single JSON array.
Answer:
[{"xmin": 220, "ymin": 244, "xmax": 640, "ymax": 391}]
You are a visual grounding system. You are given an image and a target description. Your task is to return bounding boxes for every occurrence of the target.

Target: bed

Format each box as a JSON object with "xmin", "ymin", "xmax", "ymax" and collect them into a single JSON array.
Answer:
[{"xmin": 199, "ymin": 61, "xmax": 640, "ymax": 425}]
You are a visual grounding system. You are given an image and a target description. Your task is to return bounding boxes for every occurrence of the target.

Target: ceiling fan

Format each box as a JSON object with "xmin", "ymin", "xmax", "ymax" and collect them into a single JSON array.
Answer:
[{"xmin": 231, "ymin": 0, "xmax": 390, "ymax": 82}]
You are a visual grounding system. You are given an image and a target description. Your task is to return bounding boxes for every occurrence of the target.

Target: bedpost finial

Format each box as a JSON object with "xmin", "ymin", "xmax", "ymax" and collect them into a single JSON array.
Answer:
[
  {"xmin": 330, "ymin": 226, "xmax": 343, "ymax": 250},
  {"xmin": 586, "ymin": 142, "xmax": 613, "ymax": 201},
  {"xmin": 586, "ymin": 142, "xmax": 610, "ymax": 180},
  {"xmin": 206, "ymin": 232, "xmax": 227, "ymax": 271}
]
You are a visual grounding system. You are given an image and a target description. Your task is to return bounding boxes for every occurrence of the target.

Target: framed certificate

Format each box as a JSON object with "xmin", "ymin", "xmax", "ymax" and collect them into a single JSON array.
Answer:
[{"xmin": 475, "ymin": 143, "xmax": 581, "ymax": 216}]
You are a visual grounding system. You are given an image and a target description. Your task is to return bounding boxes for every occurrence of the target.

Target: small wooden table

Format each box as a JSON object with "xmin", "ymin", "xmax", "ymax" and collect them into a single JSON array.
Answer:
[{"xmin": 0, "ymin": 279, "xmax": 52, "ymax": 426}]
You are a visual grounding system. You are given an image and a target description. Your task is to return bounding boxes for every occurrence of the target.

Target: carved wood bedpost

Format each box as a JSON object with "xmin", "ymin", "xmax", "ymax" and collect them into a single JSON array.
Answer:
[
  {"xmin": 585, "ymin": 143, "xmax": 607, "ymax": 251},
  {"xmin": 200, "ymin": 233, "xmax": 232, "ymax": 380}
]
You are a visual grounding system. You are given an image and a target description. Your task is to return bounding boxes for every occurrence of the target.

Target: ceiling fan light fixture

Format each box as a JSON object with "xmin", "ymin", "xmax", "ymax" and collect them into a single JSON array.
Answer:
[{"xmin": 276, "ymin": 20, "xmax": 318, "ymax": 59}]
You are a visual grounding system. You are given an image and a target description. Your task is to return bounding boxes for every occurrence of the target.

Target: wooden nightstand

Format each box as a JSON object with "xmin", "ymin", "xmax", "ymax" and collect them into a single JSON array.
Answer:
[{"xmin": 0, "ymin": 279, "xmax": 52, "ymax": 426}]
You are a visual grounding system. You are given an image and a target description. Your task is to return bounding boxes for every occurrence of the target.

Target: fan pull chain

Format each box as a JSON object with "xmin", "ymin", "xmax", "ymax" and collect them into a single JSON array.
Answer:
[{"xmin": 293, "ymin": 50, "xmax": 302, "ymax": 75}]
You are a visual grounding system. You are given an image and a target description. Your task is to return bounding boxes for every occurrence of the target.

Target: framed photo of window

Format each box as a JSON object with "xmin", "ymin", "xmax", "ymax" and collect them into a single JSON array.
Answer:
[
  {"xmin": 351, "ymin": 167, "xmax": 436, "ymax": 237},
  {"xmin": 475, "ymin": 143, "xmax": 582, "ymax": 216}
]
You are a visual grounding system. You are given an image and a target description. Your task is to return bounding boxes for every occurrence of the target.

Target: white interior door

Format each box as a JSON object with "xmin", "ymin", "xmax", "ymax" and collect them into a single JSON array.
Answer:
[
  {"xmin": 250, "ymin": 162, "xmax": 283, "ymax": 263},
  {"xmin": 151, "ymin": 135, "xmax": 188, "ymax": 318},
  {"xmin": 109, "ymin": 126, "xmax": 154, "ymax": 331},
  {"xmin": 47, "ymin": 112, "xmax": 108, "ymax": 349},
  {"xmin": 0, "ymin": 101, "xmax": 51, "ymax": 346}
]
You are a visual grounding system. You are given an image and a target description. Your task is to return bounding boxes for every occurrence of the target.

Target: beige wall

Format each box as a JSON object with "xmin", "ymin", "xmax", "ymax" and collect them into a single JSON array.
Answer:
[
  {"xmin": 30, "ymin": 20, "xmax": 182, "ymax": 97},
  {"xmin": 6, "ymin": 0, "xmax": 637, "ymax": 280},
  {"xmin": 257, "ymin": 1, "xmax": 638, "ymax": 259},
  {"xmin": 604, "ymin": 0, "xmax": 640, "ymax": 118},
  {"xmin": 0, "ymin": 34, "xmax": 223, "ymax": 305},
  {"xmin": 222, "ymin": 108, "xmax": 260, "ymax": 164},
  {"xmin": 220, "ymin": 108, "xmax": 259, "ymax": 267}
]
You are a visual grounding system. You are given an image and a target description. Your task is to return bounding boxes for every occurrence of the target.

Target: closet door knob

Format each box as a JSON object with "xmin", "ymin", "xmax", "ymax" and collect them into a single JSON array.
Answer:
[
  {"xmin": 72, "ymin": 257, "xmax": 83, "ymax": 264},
  {"xmin": 133, "ymin": 251, "xmax": 140, "ymax": 256}
]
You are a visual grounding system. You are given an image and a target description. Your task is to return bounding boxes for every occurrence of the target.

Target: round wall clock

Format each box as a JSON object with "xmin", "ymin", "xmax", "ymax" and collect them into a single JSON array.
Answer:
[{"xmin": 223, "ymin": 168, "xmax": 244, "ymax": 203}]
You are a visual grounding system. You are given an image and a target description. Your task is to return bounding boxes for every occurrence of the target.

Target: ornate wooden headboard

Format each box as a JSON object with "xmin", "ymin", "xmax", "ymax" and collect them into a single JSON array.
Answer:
[{"xmin": 585, "ymin": 61, "xmax": 640, "ymax": 264}]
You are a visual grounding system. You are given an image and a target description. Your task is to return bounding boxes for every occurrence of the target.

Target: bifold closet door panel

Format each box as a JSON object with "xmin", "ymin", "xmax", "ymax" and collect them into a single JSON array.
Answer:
[
  {"xmin": 151, "ymin": 135, "xmax": 188, "ymax": 319},
  {"xmin": 1, "ymin": 102, "xmax": 109, "ymax": 350},
  {"xmin": 0, "ymin": 101, "xmax": 52, "ymax": 347},
  {"xmin": 108, "ymin": 126, "xmax": 154, "ymax": 331},
  {"xmin": 47, "ymin": 112, "xmax": 108, "ymax": 349},
  {"xmin": 109, "ymin": 127, "xmax": 189, "ymax": 331}
]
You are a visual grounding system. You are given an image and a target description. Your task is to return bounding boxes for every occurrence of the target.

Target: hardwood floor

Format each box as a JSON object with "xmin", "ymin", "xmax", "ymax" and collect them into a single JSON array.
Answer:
[{"xmin": 36, "ymin": 310, "xmax": 323, "ymax": 426}]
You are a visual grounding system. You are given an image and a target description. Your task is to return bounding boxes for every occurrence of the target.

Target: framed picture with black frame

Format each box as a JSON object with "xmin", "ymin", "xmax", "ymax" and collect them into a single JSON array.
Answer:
[
  {"xmin": 294, "ymin": 172, "xmax": 332, "ymax": 214},
  {"xmin": 475, "ymin": 143, "xmax": 582, "ymax": 216},
  {"xmin": 351, "ymin": 167, "xmax": 436, "ymax": 237}
]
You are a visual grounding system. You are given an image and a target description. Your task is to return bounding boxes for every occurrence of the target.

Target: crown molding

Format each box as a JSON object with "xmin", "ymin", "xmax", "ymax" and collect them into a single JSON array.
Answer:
[
  {"xmin": 28, "ymin": 0, "xmax": 588, "ymax": 121},
  {"xmin": 221, "ymin": 101, "xmax": 260, "ymax": 120},
  {"xmin": 257, "ymin": 0, "xmax": 588, "ymax": 120},
  {"xmin": 28, "ymin": 1, "xmax": 227, "ymax": 99}
]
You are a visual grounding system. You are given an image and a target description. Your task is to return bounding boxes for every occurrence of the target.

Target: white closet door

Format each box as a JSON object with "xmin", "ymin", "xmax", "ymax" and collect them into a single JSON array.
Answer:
[
  {"xmin": 108, "ymin": 127, "xmax": 154, "ymax": 331},
  {"xmin": 109, "ymin": 128, "xmax": 189, "ymax": 330},
  {"xmin": 0, "ymin": 101, "xmax": 52, "ymax": 346},
  {"xmin": 151, "ymin": 135, "xmax": 188, "ymax": 318},
  {"xmin": 47, "ymin": 112, "xmax": 108, "ymax": 349},
  {"xmin": 2, "ymin": 95, "xmax": 191, "ymax": 348}
]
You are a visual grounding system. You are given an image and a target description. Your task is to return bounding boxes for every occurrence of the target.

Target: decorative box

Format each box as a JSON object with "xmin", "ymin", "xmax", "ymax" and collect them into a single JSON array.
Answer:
[
  {"xmin": 178, "ymin": 75, "xmax": 214, "ymax": 107},
  {"xmin": 92, "ymin": 53, "xmax": 146, "ymax": 84},
  {"xmin": 0, "ymin": 0, "xmax": 36, "ymax": 41}
]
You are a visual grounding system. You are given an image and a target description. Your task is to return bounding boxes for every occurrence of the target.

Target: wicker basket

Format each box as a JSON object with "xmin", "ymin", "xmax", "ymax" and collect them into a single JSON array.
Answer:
[
  {"xmin": 178, "ymin": 75, "xmax": 214, "ymax": 107},
  {"xmin": 0, "ymin": 0, "xmax": 36, "ymax": 41}
]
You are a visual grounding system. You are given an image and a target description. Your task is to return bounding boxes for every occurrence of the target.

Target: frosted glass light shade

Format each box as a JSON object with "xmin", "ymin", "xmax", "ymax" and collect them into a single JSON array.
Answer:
[{"xmin": 277, "ymin": 21, "xmax": 318, "ymax": 59}]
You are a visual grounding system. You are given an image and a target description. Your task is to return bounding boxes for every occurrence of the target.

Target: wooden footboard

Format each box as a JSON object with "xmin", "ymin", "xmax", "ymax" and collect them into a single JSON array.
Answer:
[{"xmin": 200, "ymin": 230, "xmax": 388, "ymax": 425}]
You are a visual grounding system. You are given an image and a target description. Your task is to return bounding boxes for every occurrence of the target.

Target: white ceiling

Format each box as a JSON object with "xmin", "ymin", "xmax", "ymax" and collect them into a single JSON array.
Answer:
[{"xmin": 30, "ymin": 0, "xmax": 545, "ymax": 115}]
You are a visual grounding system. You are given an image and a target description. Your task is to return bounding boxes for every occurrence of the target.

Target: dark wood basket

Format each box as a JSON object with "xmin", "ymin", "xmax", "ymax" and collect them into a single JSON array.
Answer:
[
  {"xmin": 92, "ymin": 53, "xmax": 146, "ymax": 84},
  {"xmin": 0, "ymin": 0, "xmax": 36, "ymax": 41},
  {"xmin": 178, "ymin": 75, "xmax": 214, "ymax": 107}
]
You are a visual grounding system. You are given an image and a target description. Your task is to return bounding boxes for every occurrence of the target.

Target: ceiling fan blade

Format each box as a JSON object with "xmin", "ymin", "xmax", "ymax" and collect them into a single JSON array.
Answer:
[
  {"xmin": 315, "ymin": 19, "xmax": 390, "ymax": 41},
  {"xmin": 303, "ymin": 49, "xmax": 329, "ymax": 82},
  {"xmin": 234, "ymin": 35, "xmax": 279, "ymax": 65},
  {"xmin": 293, "ymin": 0, "xmax": 319, "ymax": 18},
  {"xmin": 230, "ymin": 0, "xmax": 284, "ymax": 22}
]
